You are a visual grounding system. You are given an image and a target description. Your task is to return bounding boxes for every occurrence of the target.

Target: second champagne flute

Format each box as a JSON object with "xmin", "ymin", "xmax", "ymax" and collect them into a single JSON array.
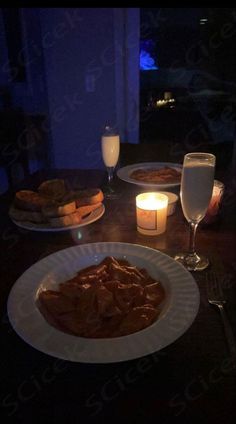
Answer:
[
  {"xmin": 175, "ymin": 152, "xmax": 216, "ymax": 271},
  {"xmin": 101, "ymin": 126, "xmax": 120, "ymax": 198}
]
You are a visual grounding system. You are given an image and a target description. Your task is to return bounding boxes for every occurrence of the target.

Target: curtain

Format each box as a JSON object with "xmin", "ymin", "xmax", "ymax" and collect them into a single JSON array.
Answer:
[{"xmin": 113, "ymin": 8, "xmax": 140, "ymax": 144}]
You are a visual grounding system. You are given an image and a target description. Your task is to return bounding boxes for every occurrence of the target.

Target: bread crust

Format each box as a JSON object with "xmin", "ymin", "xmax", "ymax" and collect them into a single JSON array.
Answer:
[
  {"xmin": 49, "ymin": 211, "xmax": 82, "ymax": 227},
  {"xmin": 42, "ymin": 201, "xmax": 76, "ymax": 218},
  {"xmin": 14, "ymin": 190, "xmax": 49, "ymax": 212},
  {"xmin": 74, "ymin": 188, "xmax": 104, "ymax": 207},
  {"xmin": 76, "ymin": 202, "xmax": 102, "ymax": 217},
  {"xmin": 38, "ymin": 179, "xmax": 66, "ymax": 200}
]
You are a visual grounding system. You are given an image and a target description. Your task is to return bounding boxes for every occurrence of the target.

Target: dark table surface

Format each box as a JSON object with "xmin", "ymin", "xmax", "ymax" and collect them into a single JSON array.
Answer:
[{"xmin": 1, "ymin": 168, "xmax": 236, "ymax": 424}]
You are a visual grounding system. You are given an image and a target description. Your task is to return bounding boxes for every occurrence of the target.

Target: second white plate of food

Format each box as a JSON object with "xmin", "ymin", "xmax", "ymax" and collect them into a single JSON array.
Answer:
[
  {"xmin": 117, "ymin": 162, "xmax": 182, "ymax": 188},
  {"xmin": 9, "ymin": 204, "xmax": 105, "ymax": 232},
  {"xmin": 7, "ymin": 242, "xmax": 199, "ymax": 363}
]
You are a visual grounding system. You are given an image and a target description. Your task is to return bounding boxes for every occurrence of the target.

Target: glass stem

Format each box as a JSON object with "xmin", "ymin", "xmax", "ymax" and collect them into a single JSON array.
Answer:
[
  {"xmin": 107, "ymin": 167, "xmax": 114, "ymax": 184},
  {"xmin": 189, "ymin": 222, "xmax": 198, "ymax": 255}
]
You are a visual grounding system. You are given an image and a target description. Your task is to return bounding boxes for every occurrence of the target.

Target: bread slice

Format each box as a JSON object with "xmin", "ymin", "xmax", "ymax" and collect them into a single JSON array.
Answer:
[
  {"xmin": 49, "ymin": 211, "xmax": 82, "ymax": 227},
  {"xmin": 48, "ymin": 202, "xmax": 102, "ymax": 227},
  {"xmin": 42, "ymin": 201, "xmax": 76, "ymax": 218},
  {"xmin": 9, "ymin": 206, "xmax": 46, "ymax": 223},
  {"xmin": 73, "ymin": 188, "xmax": 104, "ymax": 207},
  {"xmin": 38, "ymin": 179, "xmax": 66, "ymax": 201},
  {"xmin": 76, "ymin": 202, "xmax": 102, "ymax": 217},
  {"xmin": 14, "ymin": 190, "xmax": 49, "ymax": 212}
]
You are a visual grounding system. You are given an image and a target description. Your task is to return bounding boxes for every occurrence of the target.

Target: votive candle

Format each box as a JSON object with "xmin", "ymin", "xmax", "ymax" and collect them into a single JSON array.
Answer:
[{"xmin": 136, "ymin": 192, "xmax": 168, "ymax": 235}]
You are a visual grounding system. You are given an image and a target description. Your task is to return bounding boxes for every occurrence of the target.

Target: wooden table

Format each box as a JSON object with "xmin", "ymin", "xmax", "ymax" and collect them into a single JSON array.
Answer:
[{"xmin": 1, "ymin": 169, "xmax": 236, "ymax": 424}]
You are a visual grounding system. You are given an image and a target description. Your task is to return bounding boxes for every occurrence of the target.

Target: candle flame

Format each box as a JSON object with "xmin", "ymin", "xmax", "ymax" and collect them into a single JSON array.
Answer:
[{"xmin": 136, "ymin": 193, "xmax": 168, "ymax": 210}]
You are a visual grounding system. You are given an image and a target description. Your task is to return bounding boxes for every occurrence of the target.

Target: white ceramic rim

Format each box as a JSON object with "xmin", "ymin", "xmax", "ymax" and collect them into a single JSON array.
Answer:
[
  {"xmin": 10, "ymin": 204, "xmax": 105, "ymax": 232},
  {"xmin": 117, "ymin": 162, "xmax": 182, "ymax": 188},
  {"xmin": 7, "ymin": 242, "xmax": 200, "ymax": 363}
]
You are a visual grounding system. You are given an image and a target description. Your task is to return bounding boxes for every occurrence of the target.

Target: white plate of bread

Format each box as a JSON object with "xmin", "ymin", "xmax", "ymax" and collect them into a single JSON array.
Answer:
[{"xmin": 9, "ymin": 179, "xmax": 105, "ymax": 232}]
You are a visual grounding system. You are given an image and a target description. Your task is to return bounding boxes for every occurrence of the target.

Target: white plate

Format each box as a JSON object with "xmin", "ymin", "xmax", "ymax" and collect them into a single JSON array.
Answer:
[
  {"xmin": 7, "ymin": 242, "xmax": 199, "ymax": 363},
  {"xmin": 117, "ymin": 162, "xmax": 182, "ymax": 188},
  {"xmin": 10, "ymin": 204, "xmax": 105, "ymax": 232}
]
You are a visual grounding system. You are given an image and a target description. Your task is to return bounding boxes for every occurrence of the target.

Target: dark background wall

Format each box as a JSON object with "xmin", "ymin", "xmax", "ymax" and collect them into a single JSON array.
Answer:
[
  {"xmin": 39, "ymin": 8, "xmax": 117, "ymax": 169},
  {"xmin": 1, "ymin": 8, "xmax": 236, "ymax": 193},
  {"xmin": 0, "ymin": 8, "xmax": 119, "ymax": 193}
]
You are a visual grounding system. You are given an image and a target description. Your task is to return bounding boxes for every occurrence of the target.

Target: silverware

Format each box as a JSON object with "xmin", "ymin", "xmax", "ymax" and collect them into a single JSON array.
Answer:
[{"xmin": 207, "ymin": 271, "xmax": 236, "ymax": 370}]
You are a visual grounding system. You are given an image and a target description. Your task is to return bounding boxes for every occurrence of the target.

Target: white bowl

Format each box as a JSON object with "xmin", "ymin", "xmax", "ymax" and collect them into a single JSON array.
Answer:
[
  {"xmin": 158, "ymin": 191, "xmax": 178, "ymax": 216},
  {"xmin": 8, "ymin": 242, "xmax": 199, "ymax": 363}
]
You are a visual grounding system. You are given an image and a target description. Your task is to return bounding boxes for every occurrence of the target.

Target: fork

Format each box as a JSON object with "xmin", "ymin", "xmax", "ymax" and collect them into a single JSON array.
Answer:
[{"xmin": 206, "ymin": 272, "xmax": 236, "ymax": 370}]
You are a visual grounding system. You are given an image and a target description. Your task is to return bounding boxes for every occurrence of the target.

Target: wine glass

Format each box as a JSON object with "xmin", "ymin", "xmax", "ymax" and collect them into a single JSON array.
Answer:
[
  {"xmin": 101, "ymin": 126, "xmax": 120, "ymax": 198},
  {"xmin": 175, "ymin": 152, "xmax": 216, "ymax": 271}
]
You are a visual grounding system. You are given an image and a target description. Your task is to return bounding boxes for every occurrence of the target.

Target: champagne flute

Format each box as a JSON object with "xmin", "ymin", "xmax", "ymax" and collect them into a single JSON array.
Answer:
[
  {"xmin": 175, "ymin": 152, "xmax": 216, "ymax": 271},
  {"xmin": 101, "ymin": 126, "xmax": 120, "ymax": 198}
]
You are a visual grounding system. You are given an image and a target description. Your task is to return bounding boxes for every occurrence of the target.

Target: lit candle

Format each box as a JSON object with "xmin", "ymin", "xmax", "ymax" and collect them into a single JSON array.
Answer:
[
  {"xmin": 203, "ymin": 180, "xmax": 225, "ymax": 224},
  {"xmin": 136, "ymin": 193, "xmax": 168, "ymax": 235}
]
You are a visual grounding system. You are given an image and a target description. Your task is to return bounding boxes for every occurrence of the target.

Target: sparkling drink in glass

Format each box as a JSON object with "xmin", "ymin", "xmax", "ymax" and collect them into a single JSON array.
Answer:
[
  {"xmin": 175, "ymin": 152, "xmax": 216, "ymax": 271},
  {"xmin": 101, "ymin": 126, "xmax": 120, "ymax": 197}
]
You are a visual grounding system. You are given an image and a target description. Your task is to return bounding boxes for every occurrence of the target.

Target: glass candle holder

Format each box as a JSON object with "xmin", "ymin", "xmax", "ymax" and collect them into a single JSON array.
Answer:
[
  {"xmin": 202, "ymin": 180, "xmax": 225, "ymax": 225},
  {"xmin": 136, "ymin": 192, "xmax": 168, "ymax": 236}
]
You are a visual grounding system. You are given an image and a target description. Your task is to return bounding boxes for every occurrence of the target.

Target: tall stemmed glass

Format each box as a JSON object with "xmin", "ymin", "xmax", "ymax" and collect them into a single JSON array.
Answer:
[
  {"xmin": 175, "ymin": 152, "xmax": 216, "ymax": 271},
  {"xmin": 101, "ymin": 126, "xmax": 120, "ymax": 198}
]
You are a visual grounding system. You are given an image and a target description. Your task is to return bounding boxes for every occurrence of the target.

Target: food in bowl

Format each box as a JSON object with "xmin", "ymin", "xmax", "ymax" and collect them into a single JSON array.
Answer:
[
  {"xmin": 130, "ymin": 166, "xmax": 181, "ymax": 184},
  {"xmin": 37, "ymin": 256, "xmax": 166, "ymax": 338}
]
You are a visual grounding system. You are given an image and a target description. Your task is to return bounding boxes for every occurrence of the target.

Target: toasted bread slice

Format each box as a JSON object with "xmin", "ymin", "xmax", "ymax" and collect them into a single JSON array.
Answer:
[
  {"xmin": 76, "ymin": 202, "xmax": 102, "ymax": 217},
  {"xmin": 38, "ymin": 179, "xmax": 66, "ymax": 201},
  {"xmin": 42, "ymin": 201, "xmax": 76, "ymax": 218},
  {"xmin": 73, "ymin": 188, "xmax": 104, "ymax": 207},
  {"xmin": 49, "ymin": 211, "xmax": 82, "ymax": 227},
  {"xmin": 9, "ymin": 206, "xmax": 46, "ymax": 223},
  {"xmin": 14, "ymin": 190, "xmax": 49, "ymax": 212}
]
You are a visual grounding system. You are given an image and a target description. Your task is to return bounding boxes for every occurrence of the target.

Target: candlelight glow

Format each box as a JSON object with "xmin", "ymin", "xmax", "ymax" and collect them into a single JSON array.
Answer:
[
  {"xmin": 204, "ymin": 180, "xmax": 224, "ymax": 223},
  {"xmin": 136, "ymin": 193, "xmax": 168, "ymax": 236},
  {"xmin": 136, "ymin": 193, "xmax": 168, "ymax": 210}
]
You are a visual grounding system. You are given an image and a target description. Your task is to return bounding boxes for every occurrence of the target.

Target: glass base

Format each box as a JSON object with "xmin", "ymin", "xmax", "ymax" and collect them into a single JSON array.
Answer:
[
  {"xmin": 102, "ymin": 184, "xmax": 120, "ymax": 199},
  {"xmin": 174, "ymin": 252, "xmax": 210, "ymax": 271}
]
